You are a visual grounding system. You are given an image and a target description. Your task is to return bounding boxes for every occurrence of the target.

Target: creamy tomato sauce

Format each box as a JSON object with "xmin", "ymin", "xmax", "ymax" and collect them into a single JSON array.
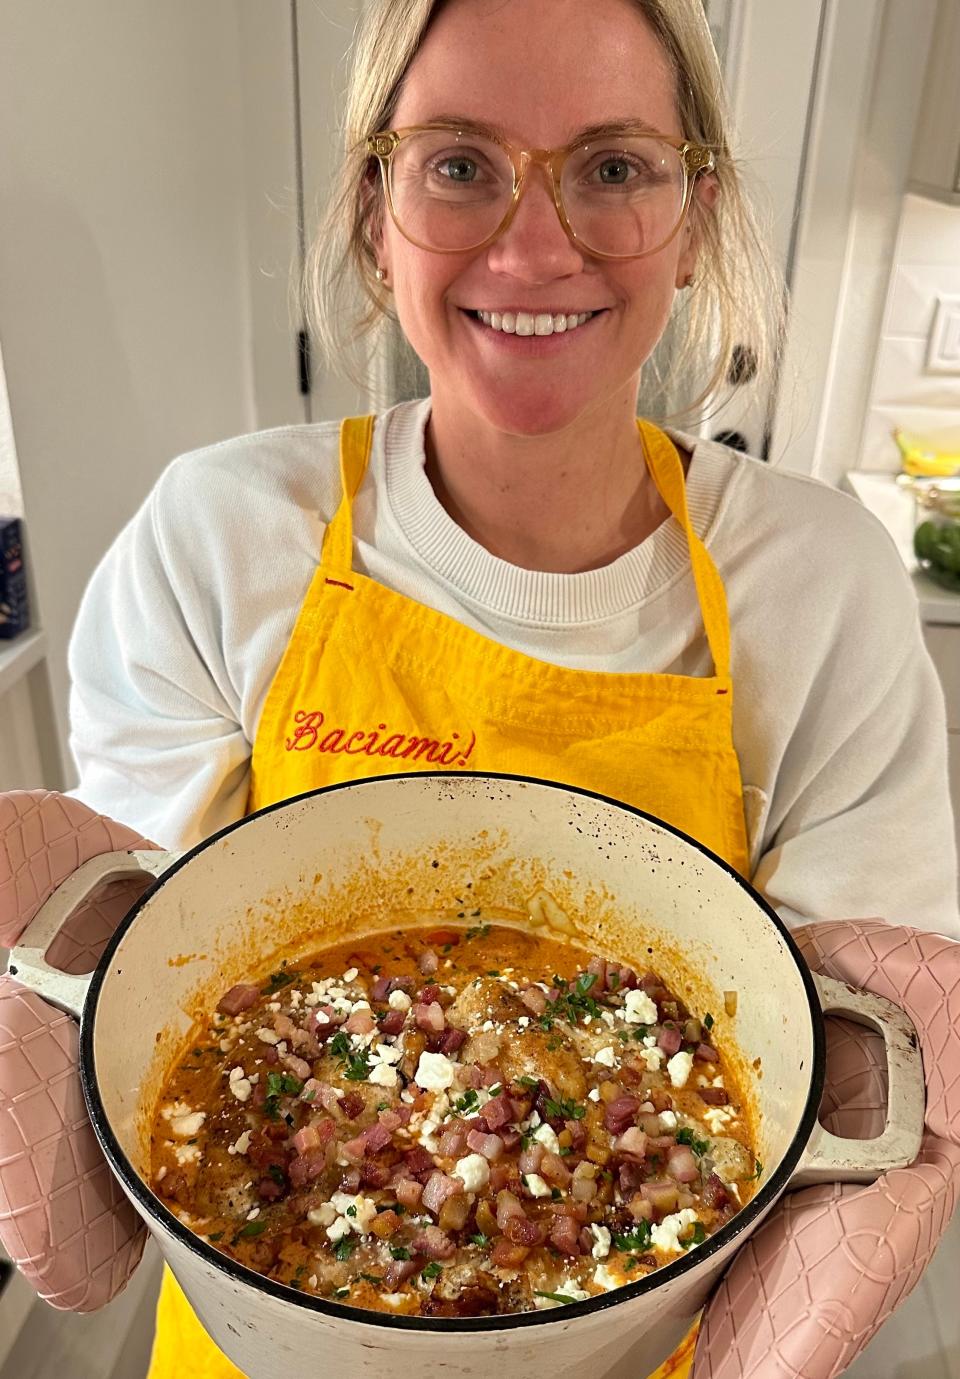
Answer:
[{"xmin": 150, "ymin": 922, "xmax": 760, "ymax": 1316}]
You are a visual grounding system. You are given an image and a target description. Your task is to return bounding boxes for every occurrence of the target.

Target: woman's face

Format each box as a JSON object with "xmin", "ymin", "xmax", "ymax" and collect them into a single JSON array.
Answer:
[{"xmin": 376, "ymin": 0, "xmax": 716, "ymax": 438}]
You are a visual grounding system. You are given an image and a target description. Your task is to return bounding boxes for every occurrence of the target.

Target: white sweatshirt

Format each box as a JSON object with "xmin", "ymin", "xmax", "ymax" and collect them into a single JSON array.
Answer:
[{"xmin": 68, "ymin": 398, "xmax": 959, "ymax": 936}]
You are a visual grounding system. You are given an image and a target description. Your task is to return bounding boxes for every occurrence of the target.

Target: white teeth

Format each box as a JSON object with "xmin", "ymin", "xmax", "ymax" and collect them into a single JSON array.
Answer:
[{"xmin": 476, "ymin": 309, "xmax": 594, "ymax": 336}]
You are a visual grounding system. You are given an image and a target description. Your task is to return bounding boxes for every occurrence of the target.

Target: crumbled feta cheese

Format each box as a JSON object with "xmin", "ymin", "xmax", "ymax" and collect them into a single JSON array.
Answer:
[
  {"xmin": 640, "ymin": 1046, "xmax": 664, "ymax": 1072},
  {"xmin": 666, "ymin": 1051, "xmax": 695, "ymax": 1088},
  {"xmin": 369, "ymin": 1063, "xmax": 398, "ymax": 1087},
  {"xmin": 267, "ymin": 1001, "xmax": 281, "ymax": 1012},
  {"xmin": 255, "ymin": 1028, "xmax": 280, "ymax": 1045},
  {"xmin": 599, "ymin": 1010, "xmax": 615, "ymax": 1028},
  {"xmin": 535, "ymin": 1281, "xmax": 591, "ymax": 1308},
  {"xmin": 232, "ymin": 1130, "xmax": 252, "ymax": 1155},
  {"xmin": 659, "ymin": 1110, "xmax": 678, "ymax": 1130},
  {"xmin": 703, "ymin": 1106, "xmax": 737, "ymax": 1131},
  {"xmin": 590, "ymin": 1224, "xmax": 611, "ymax": 1260},
  {"xmin": 533, "ymin": 1123, "xmax": 560, "ymax": 1154},
  {"xmin": 156, "ymin": 1165, "xmax": 167, "ymax": 1181},
  {"xmin": 593, "ymin": 1045, "xmax": 617, "ymax": 1067},
  {"xmin": 624, "ymin": 990, "xmax": 659, "ymax": 1025},
  {"xmin": 583, "ymin": 1015, "xmax": 593, "ymax": 1025},
  {"xmin": 307, "ymin": 1203, "xmax": 337, "ymax": 1227},
  {"xmin": 481, "ymin": 1020, "xmax": 495, "ymax": 1032},
  {"xmin": 518, "ymin": 1016, "xmax": 530, "ymax": 1028},
  {"xmin": 593, "ymin": 1264, "xmax": 620, "ymax": 1291},
  {"xmin": 246, "ymin": 1206, "xmax": 260, "ymax": 1221},
  {"xmin": 400, "ymin": 1089, "xmax": 415, "ymax": 1104},
  {"xmin": 330, "ymin": 1192, "xmax": 378, "ymax": 1234},
  {"xmin": 326, "ymin": 1216, "xmax": 351, "ymax": 1243},
  {"xmin": 643, "ymin": 1034, "xmax": 658, "ymax": 1047},
  {"xmin": 453, "ymin": 1153, "xmax": 490, "ymax": 1192},
  {"xmin": 388, "ymin": 989, "xmax": 412, "ymax": 1012},
  {"xmin": 414, "ymin": 1051, "xmax": 457, "ymax": 1091},
  {"xmin": 169, "ymin": 1110, "xmax": 206, "ymax": 1138},
  {"xmin": 289, "ymin": 990, "xmax": 302, "ymax": 1008},
  {"xmin": 342, "ymin": 967, "xmax": 359, "ymax": 982},
  {"xmin": 161, "ymin": 1100, "xmax": 193, "ymax": 1120},
  {"xmin": 227, "ymin": 1074, "xmax": 252, "ymax": 1102},
  {"xmin": 524, "ymin": 1173, "xmax": 552, "ymax": 1198},
  {"xmin": 587, "ymin": 1087, "xmax": 601, "ymax": 1102},
  {"xmin": 172, "ymin": 1142, "xmax": 201, "ymax": 1165},
  {"xmin": 218, "ymin": 1039, "xmax": 233, "ymax": 1054},
  {"xmin": 651, "ymin": 1208, "xmax": 699, "ymax": 1254},
  {"xmin": 382, "ymin": 1293, "xmax": 408, "ymax": 1308}
]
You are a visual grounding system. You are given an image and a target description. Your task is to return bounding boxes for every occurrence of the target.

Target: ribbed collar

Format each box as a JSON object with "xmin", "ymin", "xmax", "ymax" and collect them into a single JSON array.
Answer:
[{"xmin": 382, "ymin": 397, "xmax": 733, "ymax": 627}]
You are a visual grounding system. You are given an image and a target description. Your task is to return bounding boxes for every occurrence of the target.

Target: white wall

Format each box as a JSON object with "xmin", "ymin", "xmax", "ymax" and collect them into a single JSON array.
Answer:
[
  {"xmin": 0, "ymin": 2, "xmax": 257, "ymax": 776},
  {"xmin": 858, "ymin": 192, "xmax": 960, "ymax": 470}
]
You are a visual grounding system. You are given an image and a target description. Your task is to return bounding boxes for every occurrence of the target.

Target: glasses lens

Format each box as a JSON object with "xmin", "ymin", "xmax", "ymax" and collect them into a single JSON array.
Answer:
[
  {"xmin": 561, "ymin": 136, "xmax": 687, "ymax": 256},
  {"xmin": 387, "ymin": 129, "xmax": 514, "ymax": 251}
]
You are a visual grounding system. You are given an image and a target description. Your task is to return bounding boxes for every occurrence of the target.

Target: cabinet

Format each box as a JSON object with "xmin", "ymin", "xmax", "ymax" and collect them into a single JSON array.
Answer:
[{"xmin": 909, "ymin": 0, "xmax": 960, "ymax": 205}]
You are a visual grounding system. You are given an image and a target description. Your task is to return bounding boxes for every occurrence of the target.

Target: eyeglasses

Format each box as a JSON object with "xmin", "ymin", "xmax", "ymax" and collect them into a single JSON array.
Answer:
[{"xmin": 366, "ymin": 122, "xmax": 716, "ymax": 260}]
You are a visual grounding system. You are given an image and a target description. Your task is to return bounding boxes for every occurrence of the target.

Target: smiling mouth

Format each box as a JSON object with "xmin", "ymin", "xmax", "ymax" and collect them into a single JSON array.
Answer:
[{"xmin": 466, "ymin": 308, "xmax": 604, "ymax": 337}]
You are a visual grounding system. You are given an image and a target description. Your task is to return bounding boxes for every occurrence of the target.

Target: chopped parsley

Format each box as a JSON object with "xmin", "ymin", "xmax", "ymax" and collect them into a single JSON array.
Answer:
[
  {"xmin": 264, "ymin": 1070, "xmax": 302, "ymax": 1119},
  {"xmin": 358, "ymin": 1272, "xmax": 383, "ymax": 1285},
  {"xmin": 333, "ymin": 1236, "xmax": 358, "ymax": 1261},
  {"xmin": 470, "ymin": 1233, "xmax": 490, "ymax": 1248},
  {"xmin": 703, "ymin": 1012, "xmax": 715, "ymax": 1030},
  {"xmin": 455, "ymin": 1089, "xmax": 480, "ymax": 1114},
  {"xmin": 267, "ymin": 1164, "xmax": 286, "ymax": 1187},
  {"xmin": 262, "ymin": 964, "xmax": 297, "ymax": 995},
  {"xmin": 533, "ymin": 1290, "xmax": 578, "ymax": 1305},
  {"xmin": 389, "ymin": 1245, "xmax": 411, "ymax": 1260},
  {"xmin": 747, "ymin": 1158, "xmax": 764, "ymax": 1181},
  {"xmin": 544, "ymin": 1095, "xmax": 587, "ymax": 1122},
  {"xmin": 207, "ymin": 1231, "xmax": 224, "ymax": 1243},
  {"xmin": 613, "ymin": 1222, "xmax": 652, "ymax": 1253},
  {"xmin": 329, "ymin": 1030, "xmax": 350, "ymax": 1058},
  {"xmin": 232, "ymin": 1219, "xmax": 268, "ymax": 1242},
  {"xmin": 334, "ymin": 1287, "xmax": 351, "ymax": 1299},
  {"xmin": 343, "ymin": 1051, "xmax": 371, "ymax": 1082},
  {"xmin": 631, "ymin": 1026, "xmax": 651, "ymax": 1041},
  {"xmin": 684, "ymin": 1223, "xmax": 707, "ymax": 1248},
  {"xmin": 676, "ymin": 1127, "xmax": 711, "ymax": 1156},
  {"xmin": 516, "ymin": 1075, "xmax": 540, "ymax": 1090},
  {"xmin": 539, "ymin": 972, "xmax": 603, "ymax": 1030},
  {"xmin": 486, "ymin": 970, "xmax": 501, "ymax": 978},
  {"xmin": 421, "ymin": 1261, "xmax": 443, "ymax": 1280},
  {"xmin": 345, "ymin": 1205, "xmax": 357, "ymax": 1218},
  {"xmin": 465, "ymin": 922, "xmax": 491, "ymax": 941}
]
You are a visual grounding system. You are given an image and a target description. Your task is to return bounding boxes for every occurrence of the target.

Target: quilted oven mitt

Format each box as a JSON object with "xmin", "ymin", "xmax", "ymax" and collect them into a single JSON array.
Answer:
[{"xmin": 1, "ymin": 791, "xmax": 958, "ymax": 1379}]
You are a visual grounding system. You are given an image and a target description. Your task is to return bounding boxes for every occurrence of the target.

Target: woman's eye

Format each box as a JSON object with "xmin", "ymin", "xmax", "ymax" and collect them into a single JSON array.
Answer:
[{"xmin": 435, "ymin": 155, "xmax": 480, "ymax": 182}]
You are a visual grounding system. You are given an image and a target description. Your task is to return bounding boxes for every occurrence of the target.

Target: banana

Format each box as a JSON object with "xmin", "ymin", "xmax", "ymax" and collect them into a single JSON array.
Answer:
[{"xmin": 893, "ymin": 428, "xmax": 960, "ymax": 478}]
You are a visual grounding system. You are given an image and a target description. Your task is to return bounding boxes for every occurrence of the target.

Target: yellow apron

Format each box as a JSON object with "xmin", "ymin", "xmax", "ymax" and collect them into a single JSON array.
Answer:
[{"xmin": 149, "ymin": 414, "xmax": 749, "ymax": 1379}]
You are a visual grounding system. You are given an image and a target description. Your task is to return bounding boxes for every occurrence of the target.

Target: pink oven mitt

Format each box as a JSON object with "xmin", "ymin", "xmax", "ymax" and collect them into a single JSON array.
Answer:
[
  {"xmin": 2, "ymin": 790, "xmax": 959, "ymax": 1379},
  {"xmin": 0, "ymin": 791, "xmax": 152, "ymax": 1308},
  {"xmin": 695, "ymin": 919, "xmax": 960, "ymax": 1378}
]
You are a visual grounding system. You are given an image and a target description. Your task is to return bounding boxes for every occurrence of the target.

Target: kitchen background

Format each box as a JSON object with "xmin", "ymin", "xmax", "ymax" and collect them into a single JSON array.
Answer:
[{"xmin": 0, "ymin": 0, "xmax": 958, "ymax": 1375}]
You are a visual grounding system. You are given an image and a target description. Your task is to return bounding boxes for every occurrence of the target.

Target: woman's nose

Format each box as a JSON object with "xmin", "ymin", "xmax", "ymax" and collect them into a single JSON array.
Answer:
[{"xmin": 485, "ymin": 164, "xmax": 585, "ymax": 282}]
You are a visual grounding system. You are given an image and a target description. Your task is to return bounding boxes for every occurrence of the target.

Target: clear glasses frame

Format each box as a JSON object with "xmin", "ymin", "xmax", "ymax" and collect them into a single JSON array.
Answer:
[{"xmin": 366, "ymin": 122, "xmax": 717, "ymax": 260}]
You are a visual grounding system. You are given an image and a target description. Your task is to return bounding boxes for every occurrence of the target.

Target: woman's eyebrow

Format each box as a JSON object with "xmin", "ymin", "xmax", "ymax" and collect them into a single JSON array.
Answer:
[{"xmin": 419, "ymin": 114, "xmax": 665, "ymax": 142}]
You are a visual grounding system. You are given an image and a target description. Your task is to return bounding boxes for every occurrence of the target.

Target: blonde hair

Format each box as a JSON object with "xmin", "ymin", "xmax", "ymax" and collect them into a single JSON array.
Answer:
[{"xmin": 304, "ymin": 0, "xmax": 784, "ymax": 425}]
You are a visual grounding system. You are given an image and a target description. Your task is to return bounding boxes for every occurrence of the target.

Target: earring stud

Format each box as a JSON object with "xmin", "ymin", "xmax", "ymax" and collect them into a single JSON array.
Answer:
[{"xmin": 375, "ymin": 267, "xmax": 386, "ymax": 283}]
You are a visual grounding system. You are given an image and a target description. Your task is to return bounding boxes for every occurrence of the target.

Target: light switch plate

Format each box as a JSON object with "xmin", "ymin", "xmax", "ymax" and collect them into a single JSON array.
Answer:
[{"xmin": 926, "ymin": 293, "xmax": 960, "ymax": 374}]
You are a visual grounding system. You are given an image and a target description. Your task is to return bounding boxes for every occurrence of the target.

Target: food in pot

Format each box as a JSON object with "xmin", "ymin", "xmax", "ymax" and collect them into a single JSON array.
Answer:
[{"xmin": 150, "ymin": 922, "xmax": 760, "ymax": 1316}]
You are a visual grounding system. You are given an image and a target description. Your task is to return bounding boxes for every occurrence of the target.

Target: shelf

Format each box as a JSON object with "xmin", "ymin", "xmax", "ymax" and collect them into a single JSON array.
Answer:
[{"xmin": 0, "ymin": 628, "xmax": 46, "ymax": 698}]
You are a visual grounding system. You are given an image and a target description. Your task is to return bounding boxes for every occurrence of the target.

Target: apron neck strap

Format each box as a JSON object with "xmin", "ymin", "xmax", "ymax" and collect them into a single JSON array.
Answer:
[
  {"xmin": 637, "ymin": 420, "xmax": 731, "ymax": 680},
  {"xmin": 321, "ymin": 416, "xmax": 375, "ymax": 570},
  {"xmin": 323, "ymin": 415, "xmax": 731, "ymax": 681}
]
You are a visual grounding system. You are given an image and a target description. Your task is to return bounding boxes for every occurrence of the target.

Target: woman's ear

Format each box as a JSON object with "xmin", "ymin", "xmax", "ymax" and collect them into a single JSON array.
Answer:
[
  {"xmin": 360, "ymin": 164, "xmax": 389, "ymax": 279},
  {"xmin": 676, "ymin": 172, "xmax": 719, "ymax": 289}
]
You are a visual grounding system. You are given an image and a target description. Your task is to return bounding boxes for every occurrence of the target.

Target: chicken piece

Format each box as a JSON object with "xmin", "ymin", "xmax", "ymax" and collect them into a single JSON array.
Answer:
[
  {"xmin": 707, "ymin": 1135, "xmax": 755, "ymax": 1183},
  {"xmin": 448, "ymin": 977, "xmax": 528, "ymax": 1034},
  {"xmin": 498, "ymin": 1025, "xmax": 587, "ymax": 1102}
]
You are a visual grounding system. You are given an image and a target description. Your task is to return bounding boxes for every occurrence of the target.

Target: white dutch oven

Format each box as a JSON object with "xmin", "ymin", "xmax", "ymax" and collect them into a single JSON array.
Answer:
[{"xmin": 10, "ymin": 773, "xmax": 924, "ymax": 1379}]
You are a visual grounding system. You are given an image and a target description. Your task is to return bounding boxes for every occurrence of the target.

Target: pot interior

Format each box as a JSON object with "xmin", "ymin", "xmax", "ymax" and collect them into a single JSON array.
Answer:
[{"xmin": 85, "ymin": 774, "xmax": 820, "ymax": 1218}]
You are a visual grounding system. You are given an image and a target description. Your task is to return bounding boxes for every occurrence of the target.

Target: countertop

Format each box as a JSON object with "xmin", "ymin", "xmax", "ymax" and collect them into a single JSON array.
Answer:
[{"xmin": 844, "ymin": 472, "xmax": 960, "ymax": 626}]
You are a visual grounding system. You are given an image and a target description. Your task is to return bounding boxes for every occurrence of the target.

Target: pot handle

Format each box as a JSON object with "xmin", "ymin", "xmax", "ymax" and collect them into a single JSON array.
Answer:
[
  {"xmin": 7, "ymin": 849, "xmax": 181, "ymax": 1020},
  {"xmin": 789, "ymin": 972, "xmax": 926, "ymax": 1187}
]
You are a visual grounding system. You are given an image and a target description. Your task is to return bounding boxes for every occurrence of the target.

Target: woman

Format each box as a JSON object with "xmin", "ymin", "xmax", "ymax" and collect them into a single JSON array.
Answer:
[{"xmin": 1, "ymin": 1, "xmax": 958, "ymax": 1377}]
